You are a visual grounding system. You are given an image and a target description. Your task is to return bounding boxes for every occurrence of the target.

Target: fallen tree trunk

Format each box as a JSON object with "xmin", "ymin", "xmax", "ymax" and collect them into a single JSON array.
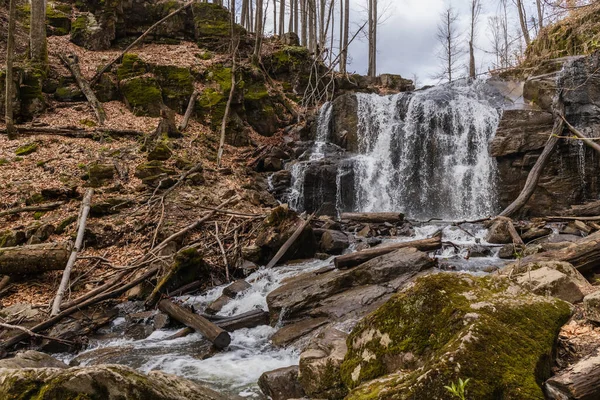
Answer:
[
  {"xmin": 51, "ymin": 189, "xmax": 93, "ymax": 316},
  {"xmin": 334, "ymin": 233, "xmax": 442, "ymax": 270},
  {"xmin": 59, "ymin": 53, "xmax": 106, "ymax": 125},
  {"xmin": 499, "ymin": 95, "xmax": 565, "ymax": 218},
  {"xmin": 509, "ymin": 231, "xmax": 600, "ymax": 273},
  {"xmin": 340, "ymin": 212, "xmax": 404, "ymax": 224},
  {"xmin": 217, "ymin": 309, "xmax": 269, "ymax": 332},
  {"xmin": 158, "ymin": 299, "xmax": 231, "ymax": 349},
  {"xmin": 178, "ymin": 90, "xmax": 199, "ymax": 131},
  {"xmin": 265, "ymin": 213, "xmax": 315, "ymax": 269},
  {"xmin": 0, "ymin": 126, "xmax": 144, "ymax": 138},
  {"xmin": 561, "ymin": 114, "xmax": 600, "ymax": 156},
  {"xmin": 0, "ymin": 242, "xmax": 70, "ymax": 276},
  {"xmin": 544, "ymin": 353, "xmax": 600, "ymax": 400},
  {"xmin": 0, "ymin": 202, "xmax": 64, "ymax": 217},
  {"xmin": 547, "ymin": 216, "xmax": 600, "ymax": 222}
]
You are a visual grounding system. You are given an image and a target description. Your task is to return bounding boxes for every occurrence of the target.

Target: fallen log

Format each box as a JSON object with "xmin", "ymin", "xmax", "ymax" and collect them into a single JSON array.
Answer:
[
  {"xmin": 0, "ymin": 126, "xmax": 144, "ymax": 138},
  {"xmin": 51, "ymin": 189, "xmax": 94, "ymax": 316},
  {"xmin": 0, "ymin": 201, "xmax": 64, "ymax": 217},
  {"xmin": 217, "ymin": 309, "xmax": 269, "ymax": 332},
  {"xmin": 158, "ymin": 299, "xmax": 231, "ymax": 349},
  {"xmin": 0, "ymin": 242, "xmax": 70, "ymax": 276},
  {"xmin": 340, "ymin": 212, "xmax": 404, "ymax": 224},
  {"xmin": 547, "ymin": 216, "xmax": 600, "ymax": 222},
  {"xmin": 508, "ymin": 231, "xmax": 600, "ymax": 273},
  {"xmin": 265, "ymin": 213, "xmax": 315, "ymax": 269},
  {"xmin": 544, "ymin": 353, "xmax": 600, "ymax": 400},
  {"xmin": 561, "ymin": 114, "xmax": 600, "ymax": 156},
  {"xmin": 334, "ymin": 233, "xmax": 442, "ymax": 270},
  {"xmin": 59, "ymin": 53, "xmax": 106, "ymax": 125}
]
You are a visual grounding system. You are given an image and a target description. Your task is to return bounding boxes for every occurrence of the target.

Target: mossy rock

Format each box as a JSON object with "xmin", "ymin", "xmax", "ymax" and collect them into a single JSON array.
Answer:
[
  {"xmin": 341, "ymin": 273, "xmax": 572, "ymax": 400},
  {"xmin": 147, "ymin": 142, "xmax": 173, "ymax": 161},
  {"xmin": 15, "ymin": 143, "xmax": 38, "ymax": 156},
  {"xmin": 56, "ymin": 215, "xmax": 77, "ymax": 234},
  {"xmin": 94, "ymin": 73, "xmax": 119, "ymax": 103},
  {"xmin": 192, "ymin": 3, "xmax": 246, "ymax": 50},
  {"xmin": 90, "ymin": 198, "xmax": 133, "ymax": 217},
  {"xmin": 19, "ymin": 68, "xmax": 46, "ymax": 119},
  {"xmin": 153, "ymin": 248, "xmax": 211, "ymax": 297},
  {"xmin": 134, "ymin": 160, "xmax": 176, "ymax": 180},
  {"xmin": 117, "ymin": 54, "xmax": 148, "ymax": 81},
  {"xmin": 54, "ymin": 84, "xmax": 84, "ymax": 102},
  {"xmin": 152, "ymin": 65, "xmax": 194, "ymax": 113},
  {"xmin": 70, "ymin": 12, "xmax": 115, "ymax": 50},
  {"xmin": 266, "ymin": 46, "xmax": 311, "ymax": 74},
  {"xmin": 88, "ymin": 163, "xmax": 115, "ymax": 188},
  {"xmin": 46, "ymin": 2, "xmax": 71, "ymax": 36},
  {"xmin": 0, "ymin": 230, "xmax": 27, "ymax": 248},
  {"xmin": 120, "ymin": 76, "xmax": 164, "ymax": 117}
]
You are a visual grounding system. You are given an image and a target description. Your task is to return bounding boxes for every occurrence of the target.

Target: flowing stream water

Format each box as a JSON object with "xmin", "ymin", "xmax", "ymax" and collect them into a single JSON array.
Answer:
[{"xmin": 66, "ymin": 80, "xmax": 510, "ymax": 398}]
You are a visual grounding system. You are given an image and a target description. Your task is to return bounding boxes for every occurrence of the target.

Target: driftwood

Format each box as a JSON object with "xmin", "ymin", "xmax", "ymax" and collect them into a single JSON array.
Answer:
[
  {"xmin": 0, "ymin": 202, "xmax": 64, "ymax": 217},
  {"xmin": 178, "ymin": 90, "xmax": 199, "ymax": 131},
  {"xmin": 217, "ymin": 309, "xmax": 269, "ymax": 332},
  {"xmin": 340, "ymin": 212, "xmax": 404, "ymax": 224},
  {"xmin": 561, "ymin": 114, "xmax": 600, "ymax": 155},
  {"xmin": 0, "ymin": 126, "xmax": 144, "ymax": 138},
  {"xmin": 500, "ymin": 95, "xmax": 565, "ymax": 217},
  {"xmin": 511, "ymin": 231, "xmax": 600, "ymax": 273},
  {"xmin": 0, "ymin": 242, "xmax": 70, "ymax": 276},
  {"xmin": 334, "ymin": 233, "xmax": 443, "ymax": 270},
  {"xmin": 544, "ymin": 353, "xmax": 600, "ymax": 400},
  {"xmin": 158, "ymin": 299, "xmax": 231, "ymax": 349},
  {"xmin": 59, "ymin": 54, "xmax": 106, "ymax": 125},
  {"xmin": 1, "ymin": 266, "xmax": 160, "ymax": 350},
  {"xmin": 265, "ymin": 213, "xmax": 315, "ymax": 269},
  {"xmin": 169, "ymin": 280, "xmax": 203, "ymax": 297},
  {"xmin": 91, "ymin": 1, "xmax": 194, "ymax": 85},
  {"xmin": 60, "ymin": 271, "xmax": 128, "ymax": 310},
  {"xmin": 51, "ymin": 189, "xmax": 93, "ymax": 316}
]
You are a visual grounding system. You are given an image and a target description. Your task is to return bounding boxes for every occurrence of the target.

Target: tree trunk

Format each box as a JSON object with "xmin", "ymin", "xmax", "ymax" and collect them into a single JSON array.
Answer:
[
  {"xmin": 217, "ymin": 56, "xmax": 236, "ymax": 167},
  {"xmin": 516, "ymin": 0, "xmax": 531, "ymax": 46},
  {"xmin": 334, "ymin": 234, "xmax": 442, "ymax": 269},
  {"xmin": 0, "ymin": 242, "xmax": 71, "ymax": 277},
  {"xmin": 340, "ymin": 0, "xmax": 349, "ymax": 74},
  {"xmin": 340, "ymin": 212, "xmax": 404, "ymax": 224},
  {"xmin": 217, "ymin": 309, "xmax": 269, "ymax": 331},
  {"xmin": 158, "ymin": 300, "xmax": 231, "ymax": 349},
  {"xmin": 178, "ymin": 90, "xmax": 199, "ymax": 131},
  {"xmin": 279, "ymin": 0, "xmax": 286, "ymax": 35},
  {"xmin": 30, "ymin": 0, "xmax": 47, "ymax": 67},
  {"xmin": 254, "ymin": 0, "xmax": 264, "ymax": 59},
  {"xmin": 51, "ymin": 189, "xmax": 93, "ymax": 316},
  {"xmin": 5, "ymin": 0, "xmax": 17, "ymax": 140},
  {"xmin": 536, "ymin": 0, "xmax": 544, "ymax": 30},
  {"xmin": 265, "ymin": 214, "xmax": 314, "ymax": 268}
]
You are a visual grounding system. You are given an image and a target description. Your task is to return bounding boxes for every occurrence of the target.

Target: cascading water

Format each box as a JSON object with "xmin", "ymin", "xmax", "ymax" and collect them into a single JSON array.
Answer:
[{"xmin": 288, "ymin": 80, "xmax": 503, "ymax": 220}]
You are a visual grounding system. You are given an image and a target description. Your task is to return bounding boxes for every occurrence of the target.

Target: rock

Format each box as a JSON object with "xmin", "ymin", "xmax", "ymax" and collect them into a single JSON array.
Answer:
[
  {"xmin": 28, "ymin": 223, "xmax": 55, "ymax": 245},
  {"xmin": 258, "ymin": 366, "xmax": 305, "ymax": 400},
  {"xmin": 0, "ymin": 364, "xmax": 231, "ymax": 400},
  {"xmin": 120, "ymin": 76, "xmax": 165, "ymax": 117},
  {"xmin": 205, "ymin": 295, "xmax": 232, "ymax": 315},
  {"xmin": 187, "ymin": 172, "xmax": 205, "ymax": 186},
  {"xmin": 521, "ymin": 226, "xmax": 553, "ymax": 241},
  {"xmin": 95, "ymin": 73, "xmax": 120, "ymax": 102},
  {"xmin": 271, "ymin": 317, "xmax": 329, "ymax": 347},
  {"xmin": 341, "ymin": 273, "xmax": 572, "ymax": 399},
  {"xmin": 242, "ymin": 245, "xmax": 262, "ymax": 263},
  {"xmin": 148, "ymin": 142, "xmax": 173, "ymax": 161},
  {"xmin": 70, "ymin": 12, "xmax": 115, "ymax": 51},
  {"xmin": 263, "ymin": 156, "xmax": 283, "ymax": 171},
  {"xmin": 280, "ymin": 32, "xmax": 300, "ymax": 46},
  {"xmin": 545, "ymin": 352, "xmax": 600, "ymax": 400},
  {"xmin": 192, "ymin": 3, "xmax": 243, "ymax": 51},
  {"xmin": 485, "ymin": 218, "xmax": 513, "ymax": 244},
  {"xmin": 583, "ymin": 291, "xmax": 600, "ymax": 323},
  {"xmin": 0, "ymin": 229, "xmax": 27, "ymax": 248},
  {"xmin": 0, "ymin": 303, "xmax": 40, "ymax": 321},
  {"xmin": 255, "ymin": 205, "xmax": 317, "ymax": 264},
  {"xmin": 222, "ymin": 279, "xmax": 251, "ymax": 298},
  {"xmin": 299, "ymin": 327, "xmax": 348, "ymax": 399},
  {"xmin": 90, "ymin": 197, "xmax": 133, "ymax": 217},
  {"xmin": 378, "ymin": 74, "xmax": 414, "ymax": 92},
  {"xmin": 88, "ymin": 163, "xmax": 115, "ymax": 188},
  {"xmin": 468, "ymin": 244, "xmax": 492, "ymax": 258},
  {"xmin": 320, "ymin": 230, "xmax": 350, "ymax": 255},
  {"xmin": 126, "ymin": 311, "xmax": 170, "ymax": 330},
  {"xmin": 0, "ymin": 351, "xmax": 67, "ymax": 369},
  {"xmin": 515, "ymin": 267, "xmax": 585, "ymax": 303},
  {"xmin": 54, "ymin": 84, "xmax": 84, "ymax": 102},
  {"xmin": 267, "ymin": 247, "xmax": 436, "ymax": 323},
  {"xmin": 154, "ymin": 248, "xmax": 211, "ymax": 298},
  {"xmin": 331, "ymin": 93, "xmax": 359, "ymax": 151},
  {"xmin": 134, "ymin": 160, "xmax": 177, "ymax": 186},
  {"xmin": 523, "ymin": 74, "xmax": 557, "ymax": 111}
]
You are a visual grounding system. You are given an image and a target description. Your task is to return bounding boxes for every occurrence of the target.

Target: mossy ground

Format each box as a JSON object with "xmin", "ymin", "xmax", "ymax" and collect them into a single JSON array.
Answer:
[{"xmin": 342, "ymin": 273, "xmax": 572, "ymax": 400}]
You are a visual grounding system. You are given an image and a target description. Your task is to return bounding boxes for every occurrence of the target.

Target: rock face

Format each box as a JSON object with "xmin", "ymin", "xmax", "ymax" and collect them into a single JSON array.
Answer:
[
  {"xmin": 0, "ymin": 364, "xmax": 230, "ymax": 400},
  {"xmin": 340, "ymin": 273, "xmax": 572, "ymax": 400}
]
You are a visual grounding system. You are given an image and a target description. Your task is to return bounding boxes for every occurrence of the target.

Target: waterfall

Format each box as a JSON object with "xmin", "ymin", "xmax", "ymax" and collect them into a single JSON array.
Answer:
[{"xmin": 288, "ymin": 80, "xmax": 502, "ymax": 220}]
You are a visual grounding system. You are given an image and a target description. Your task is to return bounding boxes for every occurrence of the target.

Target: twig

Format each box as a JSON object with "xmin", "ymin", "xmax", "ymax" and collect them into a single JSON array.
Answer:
[
  {"xmin": 0, "ymin": 322, "xmax": 74, "ymax": 345},
  {"xmin": 213, "ymin": 222, "xmax": 229, "ymax": 282}
]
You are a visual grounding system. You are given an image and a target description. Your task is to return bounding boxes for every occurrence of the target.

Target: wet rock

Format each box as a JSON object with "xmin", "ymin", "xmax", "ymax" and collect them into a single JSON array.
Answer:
[
  {"xmin": 515, "ymin": 267, "xmax": 585, "ymax": 303},
  {"xmin": 341, "ymin": 273, "xmax": 572, "ymax": 399},
  {"xmin": 0, "ymin": 351, "xmax": 67, "ymax": 369},
  {"xmin": 88, "ymin": 162, "xmax": 115, "ymax": 188},
  {"xmin": 583, "ymin": 291, "xmax": 600, "ymax": 323},
  {"xmin": 523, "ymin": 74, "xmax": 556, "ymax": 111},
  {"xmin": 320, "ymin": 230, "xmax": 350, "ymax": 255},
  {"xmin": 468, "ymin": 244, "xmax": 492, "ymax": 258},
  {"xmin": 331, "ymin": 93, "xmax": 359, "ymax": 151},
  {"xmin": 521, "ymin": 226, "xmax": 553, "ymax": 242},
  {"xmin": 485, "ymin": 218, "xmax": 513, "ymax": 244},
  {"xmin": 267, "ymin": 247, "xmax": 436, "ymax": 322},
  {"xmin": 0, "ymin": 364, "xmax": 232, "ymax": 400},
  {"xmin": 126, "ymin": 311, "xmax": 170, "ymax": 330},
  {"xmin": 222, "ymin": 279, "xmax": 251, "ymax": 298},
  {"xmin": 205, "ymin": 295, "xmax": 232, "ymax": 315},
  {"xmin": 498, "ymin": 243, "xmax": 526, "ymax": 259},
  {"xmin": 271, "ymin": 317, "xmax": 329, "ymax": 347},
  {"xmin": 258, "ymin": 366, "xmax": 305, "ymax": 400},
  {"xmin": 299, "ymin": 327, "xmax": 348, "ymax": 399}
]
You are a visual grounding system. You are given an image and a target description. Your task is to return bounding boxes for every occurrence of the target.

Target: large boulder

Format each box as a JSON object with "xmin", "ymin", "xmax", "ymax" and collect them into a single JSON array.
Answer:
[
  {"xmin": 341, "ymin": 273, "xmax": 572, "ymax": 399},
  {"xmin": 331, "ymin": 93, "xmax": 359, "ymax": 151},
  {"xmin": 583, "ymin": 290, "xmax": 600, "ymax": 323},
  {"xmin": 267, "ymin": 247, "xmax": 436, "ymax": 323},
  {"xmin": 258, "ymin": 366, "xmax": 305, "ymax": 400},
  {"xmin": 0, "ymin": 364, "xmax": 231, "ymax": 400},
  {"xmin": 0, "ymin": 351, "xmax": 67, "ymax": 369}
]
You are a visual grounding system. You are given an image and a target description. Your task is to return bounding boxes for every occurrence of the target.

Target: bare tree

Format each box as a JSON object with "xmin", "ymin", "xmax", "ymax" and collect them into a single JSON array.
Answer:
[
  {"xmin": 434, "ymin": 6, "xmax": 463, "ymax": 83},
  {"xmin": 536, "ymin": 0, "xmax": 544, "ymax": 30},
  {"xmin": 254, "ymin": 0, "xmax": 265, "ymax": 59},
  {"xmin": 367, "ymin": 0, "xmax": 377, "ymax": 77},
  {"xmin": 516, "ymin": 0, "xmax": 531, "ymax": 46},
  {"xmin": 5, "ymin": 0, "xmax": 18, "ymax": 140},
  {"xmin": 469, "ymin": 0, "xmax": 481, "ymax": 79},
  {"xmin": 30, "ymin": 0, "xmax": 47, "ymax": 67}
]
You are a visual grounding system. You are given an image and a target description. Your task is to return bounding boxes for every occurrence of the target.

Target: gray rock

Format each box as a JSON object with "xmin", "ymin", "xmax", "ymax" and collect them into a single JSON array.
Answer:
[
  {"xmin": 584, "ymin": 291, "xmax": 600, "ymax": 323},
  {"xmin": 222, "ymin": 280, "xmax": 251, "ymax": 298},
  {"xmin": 319, "ymin": 230, "xmax": 350, "ymax": 255},
  {"xmin": 0, "ymin": 351, "xmax": 67, "ymax": 369},
  {"xmin": 258, "ymin": 366, "xmax": 305, "ymax": 400},
  {"xmin": 205, "ymin": 294, "xmax": 232, "ymax": 315}
]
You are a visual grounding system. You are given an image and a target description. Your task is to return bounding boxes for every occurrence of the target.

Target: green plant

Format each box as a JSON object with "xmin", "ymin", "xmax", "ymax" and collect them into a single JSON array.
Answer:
[{"xmin": 444, "ymin": 378, "xmax": 470, "ymax": 400}]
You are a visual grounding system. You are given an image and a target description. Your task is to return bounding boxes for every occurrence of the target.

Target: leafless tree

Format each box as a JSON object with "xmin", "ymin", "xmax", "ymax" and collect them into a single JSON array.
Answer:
[
  {"xmin": 516, "ymin": 0, "xmax": 531, "ymax": 45},
  {"xmin": 469, "ymin": 0, "xmax": 481, "ymax": 79},
  {"xmin": 434, "ymin": 6, "xmax": 463, "ymax": 83},
  {"xmin": 30, "ymin": 0, "xmax": 47, "ymax": 67},
  {"xmin": 367, "ymin": 0, "xmax": 377, "ymax": 77},
  {"xmin": 5, "ymin": 0, "xmax": 17, "ymax": 139}
]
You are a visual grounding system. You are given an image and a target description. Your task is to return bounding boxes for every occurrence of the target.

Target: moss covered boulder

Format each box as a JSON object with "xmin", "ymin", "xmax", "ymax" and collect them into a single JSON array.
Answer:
[
  {"xmin": 0, "ymin": 364, "xmax": 230, "ymax": 399},
  {"xmin": 341, "ymin": 273, "xmax": 572, "ymax": 400},
  {"xmin": 46, "ymin": 2, "xmax": 72, "ymax": 36},
  {"xmin": 120, "ymin": 76, "xmax": 164, "ymax": 117},
  {"xmin": 192, "ymin": 3, "xmax": 245, "ymax": 50},
  {"xmin": 153, "ymin": 65, "xmax": 194, "ymax": 113},
  {"xmin": 87, "ymin": 163, "xmax": 115, "ymax": 188},
  {"xmin": 70, "ymin": 12, "xmax": 115, "ymax": 51}
]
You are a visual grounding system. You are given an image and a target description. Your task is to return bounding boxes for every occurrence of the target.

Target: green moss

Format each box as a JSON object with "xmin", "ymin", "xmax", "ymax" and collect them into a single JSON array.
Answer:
[
  {"xmin": 197, "ymin": 51, "xmax": 213, "ymax": 60},
  {"xmin": 46, "ymin": 3, "xmax": 71, "ymax": 36},
  {"xmin": 120, "ymin": 76, "xmax": 163, "ymax": 117},
  {"xmin": 192, "ymin": 3, "xmax": 244, "ymax": 46},
  {"xmin": 117, "ymin": 54, "xmax": 148, "ymax": 81},
  {"xmin": 152, "ymin": 65, "xmax": 194, "ymax": 112},
  {"xmin": 80, "ymin": 119, "xmax": 97, "ymax": 127},
  {"xmin": 148, "ymin": 248, "xmax": 210, "ymax": 301},
  {"xmin": 15, "ymin": 143, "xmax": 38, "ymax": 156},
  {"xmin": 342, "ymin": 273, "xmax": 572, "ymax": 400},
  {"xmin": 244, "ymin": 82, "xmax": 269, "ymax": 101},
  {"xmin": 56, "ymin": 215, "xmax": 77, "ymax": 234},
  {"xmin": 0, "ymin": 158, "xmax": 8, "ymax": 166},
  {"xmin": 33, "ymin": 211, "xmax": 45, "ymax": 220},
  {"xmin": 207, "ymin": 65, "xmax": 233, "ymax": 92}
]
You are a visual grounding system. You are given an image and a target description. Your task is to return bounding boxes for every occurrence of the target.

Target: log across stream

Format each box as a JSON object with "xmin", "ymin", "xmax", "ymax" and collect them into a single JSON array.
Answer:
[{"xmin": 60, "ymin": 222, "xmax": 508, "ymax": 397}]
